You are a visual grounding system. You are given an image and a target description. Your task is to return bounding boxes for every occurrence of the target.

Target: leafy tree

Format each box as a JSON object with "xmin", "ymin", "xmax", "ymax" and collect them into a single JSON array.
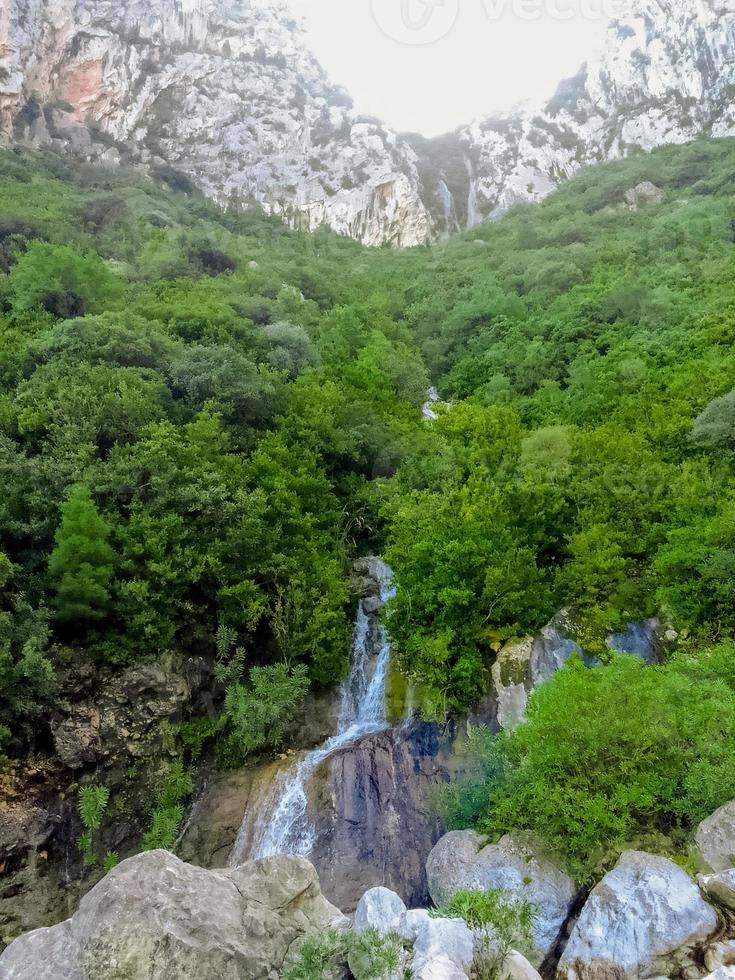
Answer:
[
  {"xmin": 0, "ymin": 551, "xmax": 54, "ymax": 752},
  {"xmin": 690, "ymin": 389, "xmax": 735, "ymax": 454},
  {"xmin": 48, "ymin": 485, "xmax": 115, "ymax": 623},
  {"xmin": 386, "ymin": 475, "xmax": 553, "ymax": 713}
]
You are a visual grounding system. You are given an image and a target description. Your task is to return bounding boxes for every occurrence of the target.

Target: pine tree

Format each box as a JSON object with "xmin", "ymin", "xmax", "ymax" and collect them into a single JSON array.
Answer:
[{"xmin": 48, "ymin": 485, "xmax": 114, "ymax": 623}]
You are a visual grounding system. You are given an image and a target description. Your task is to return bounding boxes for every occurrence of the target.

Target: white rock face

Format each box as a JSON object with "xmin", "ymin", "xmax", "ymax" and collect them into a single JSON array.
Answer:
[
  {"xmin": 706, "ymin": 940, "xmax": 735, "ymax": 972},
  {"xmin": 696, "ymin": 801, "xmax": 735, "ymax": 872},
  {"xmin": 425, "ymin": 830, "xmax": 577, "ymax": 966},
  {"xmin": 702, "ymin": 969, "xmax": 735, "ymax": 980},
  {"xmin": 0, "ymin": 0, "xmax": 433, "ymax": 246},
  {"xmin": 2, "ymin": 0, "xmax": 735, "ymax": 244},
  {"xmin": 410, "ymin": 915, "xmax": 475, "ymax": 980},
  {"xmin": 354, "ymin": 886, "xmax": 407, "ymax": 936},
  {"xmin": 557, "ymin": 851, "xmax": 719, "ymax": 980},
  {"xmin": 457, "ymin": 0, "xmax": 735, "ymax": 227},
  {"xmin": 0, "ymin": 850, "xmax": 347, "ymax": 980}
]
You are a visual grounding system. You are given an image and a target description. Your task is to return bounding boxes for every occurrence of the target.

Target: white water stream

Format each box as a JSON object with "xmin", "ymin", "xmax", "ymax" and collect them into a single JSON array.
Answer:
[{"xmin": 228, "ymin": 557, "xmax": 395, "ymax": 864}]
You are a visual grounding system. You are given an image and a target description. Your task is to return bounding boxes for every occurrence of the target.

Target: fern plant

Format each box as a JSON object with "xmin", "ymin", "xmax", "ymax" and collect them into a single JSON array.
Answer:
[
  {"xmin": 77, "ymin": 784, "xmax": 109, "ymax": 866},
  {"xmin": 142, "ymin": 760, "xmax": 193, "ymax": 851}
]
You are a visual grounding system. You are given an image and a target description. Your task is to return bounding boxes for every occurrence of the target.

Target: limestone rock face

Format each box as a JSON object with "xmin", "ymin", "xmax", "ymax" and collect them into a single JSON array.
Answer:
[
  {"xmin": 0, "ymin": 0, "xmax": 433, "ymax": 246},
  {"xmin": 557, "ymin": 850, "xmax": 719, "ymax": 980},
  {"xmin": 2, "ymin": 0, "xmax": 735, "ymax": 244},
  {"xmin": 0, "ymin": 850, "xmax": 347, "ymax": 980},
  {"xmin": 456, "ymin": 0, "xmax": 735, "ymax": 227},
  {"xmin": 425, "ymin": 830, "xmax": 577, "ymax": 966},
  {"xmin": 696, "ymin": 801, "xmax": 735, "ymax": 872}
]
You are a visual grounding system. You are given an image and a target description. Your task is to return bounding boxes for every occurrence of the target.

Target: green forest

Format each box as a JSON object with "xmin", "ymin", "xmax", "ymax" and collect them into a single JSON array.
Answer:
[{"xmin": 3, "ymin": 137, "xmax": 735, "ymax": 877}]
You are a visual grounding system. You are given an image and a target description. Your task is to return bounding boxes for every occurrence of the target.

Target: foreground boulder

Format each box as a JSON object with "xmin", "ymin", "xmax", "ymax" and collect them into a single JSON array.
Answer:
[
  {"xmin": 411, "ymin": 915, "xmax": 474, "ymax": 980},
  {"xmin": 0, "ymin": 850, "xmax": 346, "ymax": 979},
  {"xmin": 426, "ymin": 830, "xmax": 577, "ymax": 965},
  {"xmin": 557, "ymin": 851, "xmax": 719, "ymax": 980},
  {"xmin": 697, "ymin": 801, "xmax": 735, "ymax": 872}
]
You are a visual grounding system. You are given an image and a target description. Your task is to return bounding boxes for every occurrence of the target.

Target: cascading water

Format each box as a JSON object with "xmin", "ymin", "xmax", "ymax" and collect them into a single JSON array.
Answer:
[{"xmin": 228, "ymin": 557, "xmax": 395, "ymax": 866}]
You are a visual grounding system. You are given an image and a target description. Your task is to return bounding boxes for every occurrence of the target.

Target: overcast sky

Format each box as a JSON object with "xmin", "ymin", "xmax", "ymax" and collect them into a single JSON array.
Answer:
[{"xmin": 286, "ymin": 0, "xmax": 617, "ymax": 136}]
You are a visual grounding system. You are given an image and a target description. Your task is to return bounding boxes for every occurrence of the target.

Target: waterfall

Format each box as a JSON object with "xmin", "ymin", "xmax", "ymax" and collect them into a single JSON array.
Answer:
[{"xmin": 228, "ymin": 558, "xmax": 395, "ymax": 866}]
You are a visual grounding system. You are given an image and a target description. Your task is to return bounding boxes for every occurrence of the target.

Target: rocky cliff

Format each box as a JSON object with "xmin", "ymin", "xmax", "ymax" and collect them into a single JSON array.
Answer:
[
  {"xmin": 0, "ymin": 0, "xmax": 434, "ymax": 245},
  {"xmin": 455, "ymin": 0, "xmax": 735, "ymax": 227},
  {"xmin": 2, "ymin": 0, "xmax": 735, "ymax": 244}
]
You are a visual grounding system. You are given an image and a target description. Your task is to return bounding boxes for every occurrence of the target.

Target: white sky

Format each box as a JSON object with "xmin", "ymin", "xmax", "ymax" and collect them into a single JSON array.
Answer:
[{"xmin": 286, "ymin": 0, "xmax": 616, "ymax": 136}]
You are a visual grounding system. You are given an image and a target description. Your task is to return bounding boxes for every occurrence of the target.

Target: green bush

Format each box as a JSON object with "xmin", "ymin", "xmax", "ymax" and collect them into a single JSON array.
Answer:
[
  {"xmin": 281, "ymin": 929, "xmax": 348, "ymax": 980},
  {"xmin": 433, "ymin": 889, "xmax": 536, "ymax": 980},
  {"xmin": 7, "ymin": 242, "xmax": 125, "ymax": 317},
  {"xmin": 442, "ymin": 655, "xmax": 735, "ymax": 880}
]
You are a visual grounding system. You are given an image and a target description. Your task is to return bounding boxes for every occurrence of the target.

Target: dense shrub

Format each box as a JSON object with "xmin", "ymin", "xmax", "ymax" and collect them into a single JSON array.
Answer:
[{"xmin": 441, "ymin": 653, "xmax": 735, "ymax": 879}]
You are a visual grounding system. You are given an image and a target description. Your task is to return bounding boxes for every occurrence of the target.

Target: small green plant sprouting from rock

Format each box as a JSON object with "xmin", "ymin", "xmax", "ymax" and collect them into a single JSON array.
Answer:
[
  {"xmin": 77, "ymin": 784, "xmax": 110, "ymax": 866},
  {"xmin": 142, "ymin": 759, "xmax": 193, "ymax": 851},
  {"xmin": 281, "ymin": 928, "xmax": 348, "ymax": 980},
  {"xmin": 282, "ymin": 927, "xmax": 405, "ymax": 980},
  {"xmin": 348, "ymin": 927, "xmax": 404, "ymax": 980},
  {"xmin": 103, "ymin": 851, "xmax": 119, "ymax": 873},
  {"xmin": 432, "ymin": 889, "xmax": 536, "ymax": 980}
]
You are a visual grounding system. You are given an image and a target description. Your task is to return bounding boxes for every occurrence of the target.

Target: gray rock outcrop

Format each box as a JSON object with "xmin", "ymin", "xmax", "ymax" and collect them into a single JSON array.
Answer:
[
  {"xmin": 426, "ymin": 830, "xmax": 577, "ymax": 966},
  {"xmin": 307, "ymin": 721, "xmax": 458, "ymax": 910},
  {"xmin": 697, "ymin": 801, "xmax": 735, "ymax": 872},
  {"xmin": 699, "ymin": 868, "xmax": 735, "ymax": 912},
  {"xmin": 492, "ymin": 611, "xmax": 663, "ymax": 731},
  {"xmin": 557, "ymin": 850, "xmax": 719, "ymax": 980},
  {"xmin": 0, "ymin": 850, "xmax": 346, "ymax": 979}
]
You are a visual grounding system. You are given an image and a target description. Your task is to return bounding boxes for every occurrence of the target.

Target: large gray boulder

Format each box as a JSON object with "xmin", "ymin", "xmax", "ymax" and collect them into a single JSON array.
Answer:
[
  {"xmin": 696, "ymin": 801, "xmax": 735, "ymax": 872},
  {"xmin": 426, "ymin": 830, "xmax": 577, "ymax": 966},
  {"xmin": 0, "ymin": 850, "xmax": 346, "ymax": 980},
  {"xmin": 411, "ymin": 915, "xmax": 474, "ymax": 980},
  {"xmin": 699, "ymin": 868, "xmax": 735, "ymax": 912},
  {"xmin": 354, "ymin": 886, "xmax": 407, "ymax": 936},
  {"xmin": 557, "ymin": 851, "xmax": 719, "ymax": 980}
]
